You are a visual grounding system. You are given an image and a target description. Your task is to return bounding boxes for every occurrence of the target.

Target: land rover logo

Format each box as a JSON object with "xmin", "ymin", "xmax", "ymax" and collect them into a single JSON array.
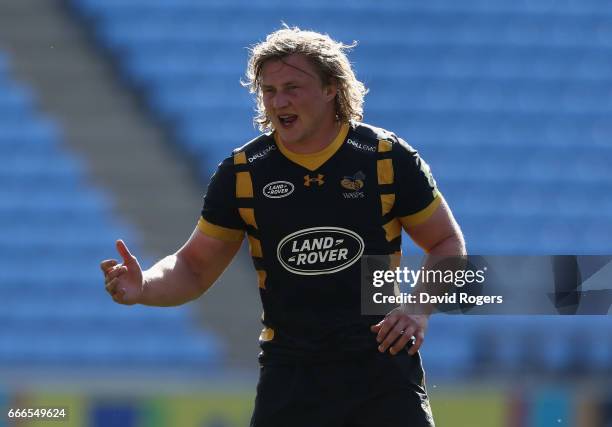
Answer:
[
  {"xmin": 277, "ymin": 227, "xmax": 365, "ymax": 275},
  {"xmin": 263, "ymin": 181, "xmax": 294, "ymax": 199}
]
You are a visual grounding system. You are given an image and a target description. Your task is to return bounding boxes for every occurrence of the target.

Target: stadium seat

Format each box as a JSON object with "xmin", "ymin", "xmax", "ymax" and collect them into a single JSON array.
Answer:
[
  {"xmin": 68, "ymin": 0, "xmax": 612, "ymax": 376},
  {"xmin": 0, "ymin": 50, "xmax": 223, "ymax": 370}
]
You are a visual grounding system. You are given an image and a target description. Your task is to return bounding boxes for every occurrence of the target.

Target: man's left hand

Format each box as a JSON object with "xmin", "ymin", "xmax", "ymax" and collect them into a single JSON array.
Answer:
[{"xmin": 370, "ymin": 308, "xmax": 428, "ymax": 356}]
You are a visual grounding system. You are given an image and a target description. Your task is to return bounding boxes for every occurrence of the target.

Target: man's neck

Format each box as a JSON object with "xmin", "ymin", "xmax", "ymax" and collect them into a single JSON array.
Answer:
[{"xmin": 281, "ymin": 120, "xmax": 342, "ymax": 154}]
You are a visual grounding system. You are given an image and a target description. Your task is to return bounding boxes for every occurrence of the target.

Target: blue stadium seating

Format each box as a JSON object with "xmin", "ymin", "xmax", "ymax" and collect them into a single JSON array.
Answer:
[
  {"xmin": 68, "ymin": 0, "xmax": 612, "ymax": 377},
  {"xmin": 0, "ymin": 51, "xmax": 222, "ymax": 369}
]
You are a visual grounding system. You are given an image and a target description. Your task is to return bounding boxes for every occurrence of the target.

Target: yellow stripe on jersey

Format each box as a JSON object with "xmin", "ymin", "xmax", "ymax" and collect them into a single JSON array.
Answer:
[
  {"xmin": 234, "ymin": 151, "xmax": 247, "ymax": 165},
  {"xmin": 383, "ymin": 218, "xmax": 402, "ymax": 242},
  {"xmin": 197, "ymin": 217, "xmax": 244, "ymax": 242},
  {"xmin": 247, "ymin": 235, "xmax": 263, "ymax": 258},
  {"xmin": 380, "ymin": 193, "xmax": 395, "ymax": 216},
  {"xmin": 377, "ymin": 159, "xmax": 394, "ymax": 185},
  {"xmin": 236, "ymin": 171, "xmax": 253, "ymax": 198},
  {"xmin": 378, "ymin": 139, "xmax": 392, "ymax": 152},
  {"xmin": 238, "ymin": 207, "xmax": 258, "ymax": 229},
  {"xmin": 390, "ymin": 250, "xmax": 402, "ymax": 270},
  {"xmin": 259, "ymin": 327, "xmax": 274, "ymax": 341},
  {"xmin": 400, "ymin": 194, "xmax": 442, "ymax": 228},
  {"xmin": 256, "ymin": 270, "xmax": 267, "ymax": 289},
  {"xmin": 274, "ymin": 123, "xmax": 349, "ymax": 171},
  {"xmin": 377, "ymin": 143, "xmax": 397, "ymax": 241}
]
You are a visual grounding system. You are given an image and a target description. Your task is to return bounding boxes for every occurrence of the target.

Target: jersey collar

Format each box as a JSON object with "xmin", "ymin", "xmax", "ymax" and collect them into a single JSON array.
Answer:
[{"xmin": 274, "ymin": 122, "xmax": 349, "ymax": 171}]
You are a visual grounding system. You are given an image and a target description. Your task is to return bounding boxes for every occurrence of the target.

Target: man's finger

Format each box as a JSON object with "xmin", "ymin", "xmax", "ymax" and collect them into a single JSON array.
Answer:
[
  {"xmin": 105, "ymin": 265, "xmax": 127, "ymax": 283},
  {"xmin": 105, "ymin": 277, "xmax": 119, "ymax": 294},
  {"xmin": 407, "ymin": 331, "xmax": 425, "ymax": 355},
  {"xmin": 100, "ymin": 259, "xmax": 118, "ymax": 274},
  {"xmin": 380, "ymin": 323, "xmax": 410, "ymax": 353},
  {"xmin": 113, "ymin": 288, "xmax": 129, "ymax": 305},
  {"xmin": 116, "ymin": 239, "xmax": 135, "ymax": 264},
  {"xmin": 376, "ymin": 314, "xmax": 399, "ymax": 344},
  {"xmin": 389, "ymin": 326, "xmax": 415, "ymax": 355}
]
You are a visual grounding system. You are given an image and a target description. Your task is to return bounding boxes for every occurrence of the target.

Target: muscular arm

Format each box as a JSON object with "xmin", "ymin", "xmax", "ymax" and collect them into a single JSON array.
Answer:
[
  {"xmin": 372, "ymin": 195, "xmax": 465, "ymax": 354},
  {"xmin": 140, "ymin": 228, "xmax": 242, "ymax": 306},
  {"xmin": 403, "ymin": 195, "xmax": 467, "ymax": 314},
  {"xmin": 404, "ymin": 195, "xmax": 465, "ymax": 257},
  {"xmin": 102, "ymin": 228, "xmax": 242, "ymax": 307}
]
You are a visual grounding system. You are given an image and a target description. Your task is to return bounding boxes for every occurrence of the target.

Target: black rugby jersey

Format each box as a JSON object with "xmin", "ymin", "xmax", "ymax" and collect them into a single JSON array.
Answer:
[{"xmin": 199, "ymin": 121, "xmax": 440, "ymax": 362}]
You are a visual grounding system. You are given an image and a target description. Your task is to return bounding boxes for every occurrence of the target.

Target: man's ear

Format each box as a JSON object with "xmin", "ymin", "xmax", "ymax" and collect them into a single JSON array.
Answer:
[{"xmin": 324, "ymin": 79, "xmax": 338, "ymax": 102}]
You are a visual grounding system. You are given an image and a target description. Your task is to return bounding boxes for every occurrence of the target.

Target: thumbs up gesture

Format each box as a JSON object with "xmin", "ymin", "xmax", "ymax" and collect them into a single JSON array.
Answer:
[{"xmin": 100, "ymin": 240, "xmax": 144, "ymax": 305}]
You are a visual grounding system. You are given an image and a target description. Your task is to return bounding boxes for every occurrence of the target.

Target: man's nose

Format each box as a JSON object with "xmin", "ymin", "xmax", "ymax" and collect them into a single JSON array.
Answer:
[{"xmin": 272, "ymin": 92, "xmax": 289, "ymax": 109}]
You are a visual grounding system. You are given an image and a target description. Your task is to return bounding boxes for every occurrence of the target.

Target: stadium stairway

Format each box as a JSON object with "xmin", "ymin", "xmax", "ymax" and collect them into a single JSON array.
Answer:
[
  {"xmin": 67, "ymin": 0, "xmax": 612, "ymax": 378},
  {"xmin": 0, "ymin": 0, "xmax": 203, "ymax": 257},
  {"xmin": 0, "ymin": 49, "xmax": 224, "ymax": 372},
  {"xmin": 0, "ymin": 0, "xmax": 262, "ymax": 372}
]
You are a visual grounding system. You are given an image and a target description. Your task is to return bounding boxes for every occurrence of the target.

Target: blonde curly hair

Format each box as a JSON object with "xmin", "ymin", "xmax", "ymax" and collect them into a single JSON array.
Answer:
[{"xmin": 243, "ymin": 26, "xmax": 368, "ymax": 132}]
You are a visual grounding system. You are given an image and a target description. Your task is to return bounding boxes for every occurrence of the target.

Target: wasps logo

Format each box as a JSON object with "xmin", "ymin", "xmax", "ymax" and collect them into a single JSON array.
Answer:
[
  {"xmin": 340, "ymin": 171, "xmax": 365, "ymax": 191},
  {"xmin": 304, "ymin": 174, "xmax": 325, "ymax": 187}
]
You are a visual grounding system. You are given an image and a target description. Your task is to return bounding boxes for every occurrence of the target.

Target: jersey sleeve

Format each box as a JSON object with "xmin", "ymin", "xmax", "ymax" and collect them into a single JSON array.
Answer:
[
  {"xmin": 392, "ymin": 138, "xmax": 441, "ymax": 227},
  {"xmin": 198, "ymin": 155, "xmax": 245, "ymax": 242}
]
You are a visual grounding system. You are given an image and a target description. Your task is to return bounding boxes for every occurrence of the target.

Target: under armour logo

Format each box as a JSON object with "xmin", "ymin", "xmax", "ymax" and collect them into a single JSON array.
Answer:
[{"xmin": 304, "ymin": 174, "xmax": 325, "ymax": 187}]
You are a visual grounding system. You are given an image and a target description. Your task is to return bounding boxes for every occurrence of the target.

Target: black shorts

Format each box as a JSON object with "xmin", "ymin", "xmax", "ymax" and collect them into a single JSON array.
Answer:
[{"xmin": 250, "ymin": 350, "xmax": 435, "ymax": 427}]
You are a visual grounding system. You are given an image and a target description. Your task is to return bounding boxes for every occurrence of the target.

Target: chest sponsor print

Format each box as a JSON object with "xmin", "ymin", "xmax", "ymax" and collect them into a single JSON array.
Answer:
[
  {"xmin": 341, "ymin": 171, "xmax": 366, "ymax": 199},
  {"xmin": 347, "ymin": 138, "xmax": 376, "ymax": 152},
  {"xmin": 248, "ymin": 144, "xmax": 277, "ymax": 163},
  {"xmin": 277, "ymin": 227, "xmax": 365, "ymax": 275},
  {"xmin": 263, "ymin": 181, "xmax": 295, "ymax": 199}
]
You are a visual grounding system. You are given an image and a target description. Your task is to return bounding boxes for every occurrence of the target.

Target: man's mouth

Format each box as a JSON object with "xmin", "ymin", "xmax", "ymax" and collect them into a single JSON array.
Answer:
[{"xmin": 278, "ymin": 114, "xmax": 298, "ymax": 127}]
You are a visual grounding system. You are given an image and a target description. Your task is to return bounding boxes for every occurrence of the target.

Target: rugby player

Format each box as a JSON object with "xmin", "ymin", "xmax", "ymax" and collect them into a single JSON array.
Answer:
[{"xmin": 101, "ymin": 27, "xmax": 465, "ymax": 426}]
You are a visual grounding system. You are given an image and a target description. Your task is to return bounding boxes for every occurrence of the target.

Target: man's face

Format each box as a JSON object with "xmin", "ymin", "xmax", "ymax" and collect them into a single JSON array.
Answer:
[{"xmin": 260, "ymin": 54, "xmax": 337, "ymax": 146}]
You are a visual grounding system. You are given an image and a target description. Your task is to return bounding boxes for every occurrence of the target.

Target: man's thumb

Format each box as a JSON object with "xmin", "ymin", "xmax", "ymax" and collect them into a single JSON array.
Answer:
[{"xmin": 116, "ymin": 239, "xmax": 136, "ymax": 263}]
